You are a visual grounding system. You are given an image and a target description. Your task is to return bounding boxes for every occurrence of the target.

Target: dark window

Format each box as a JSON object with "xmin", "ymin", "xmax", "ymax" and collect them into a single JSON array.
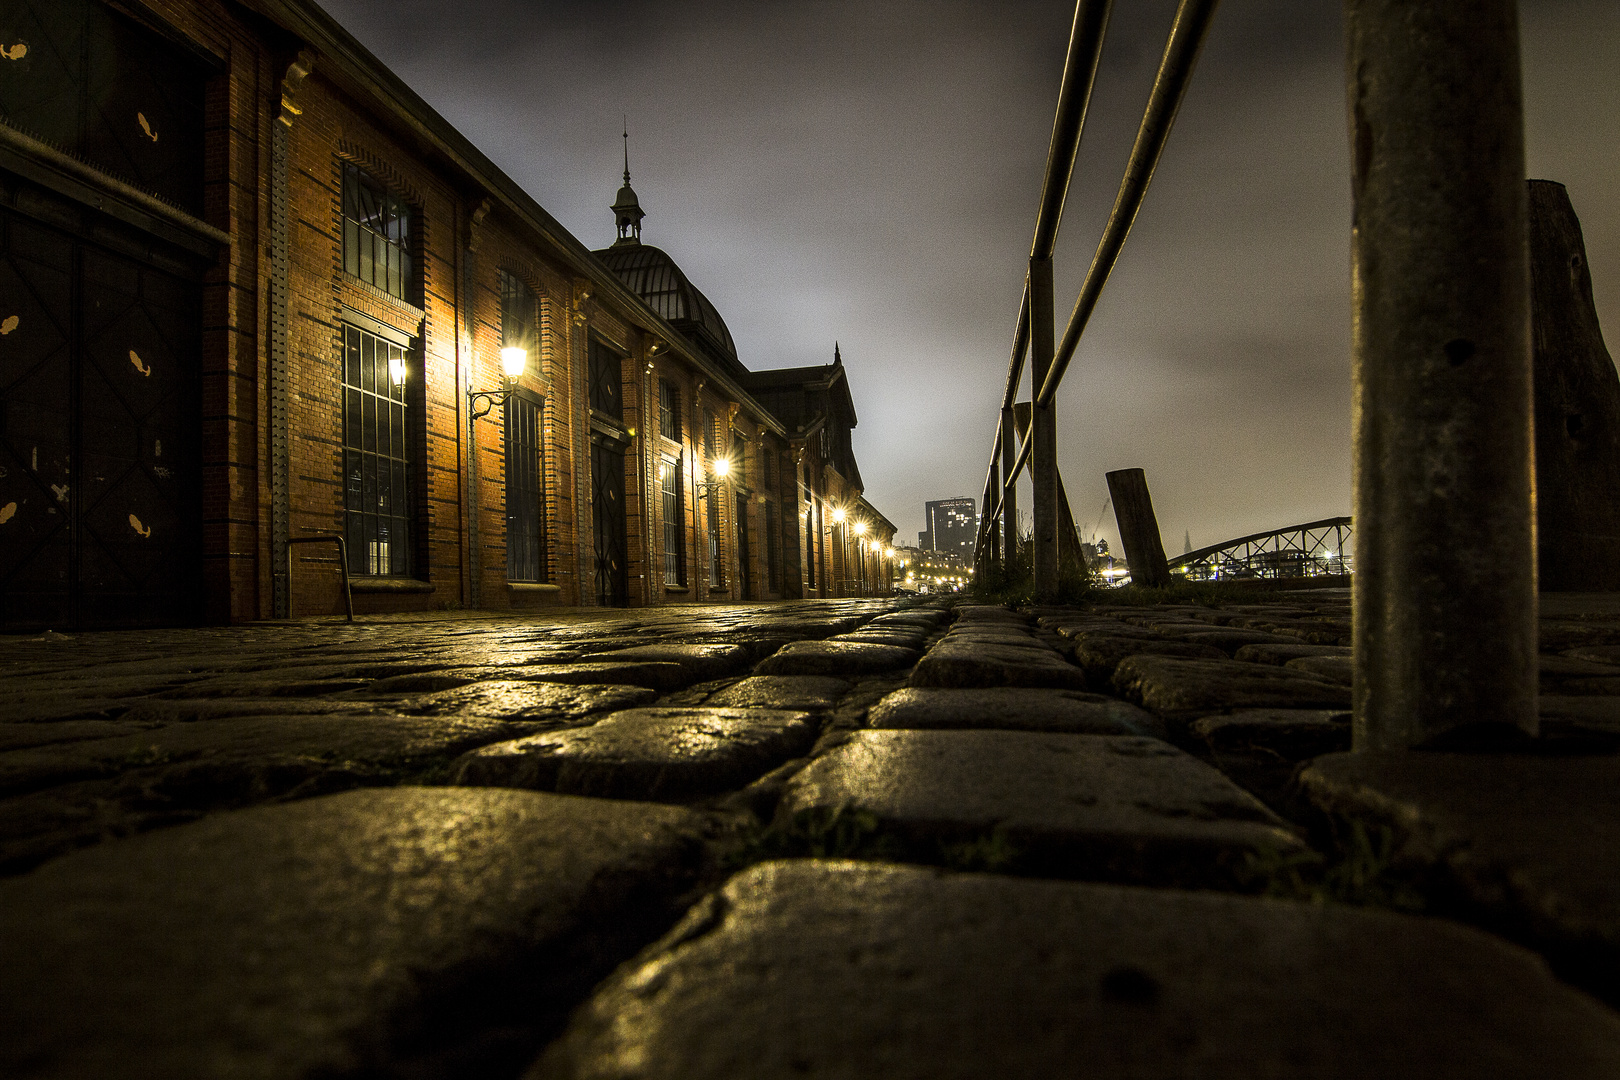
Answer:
[
  {"xmin": 761, "ymin": 444, "xmax": 775, "ymax": 492},
  {"xmin": 662, "ymin": 455, "xmax": 685, "ymax": 586},
  {"xmin": 342, "ymin": 163, "xmax": 413, "ymax": 301},
  {"xmin": 658, "ymin": 378, "xmax": 680, "ymax": 441},
  {"xmin": 500, "ymin": 270, "xmax": 538, "ymax": 359},
  {"xmin": 732, "ymin": 433, "xmax": 747, "ymax": 488},
  {"xmin": 806, "ymin": 505, "xmax": 817, "ymax": 588},
  {"xmin": 765, "ymin": 500, "xmax": 780, "ymax": 591},
  {"xmin": 588, "ymin": 337, "xmax": 623, "ymax": 420},
  {"xmin": 342, "ymin": 324, "xmax": 413, "ymax": 576},
  {"xmin": 700, "ymin": 408, "xmax": 715, "ymax": 456},
  {"xmin": 707, "ymin": 489, "xmax": 723, "ymax": 584},
  {"xmin": 505, "ymin": 395, "xmax": 545, "ymax": 582},
  {"xmin": 0, "ymin": 0, "xmax": 207, "ymax": 213}
]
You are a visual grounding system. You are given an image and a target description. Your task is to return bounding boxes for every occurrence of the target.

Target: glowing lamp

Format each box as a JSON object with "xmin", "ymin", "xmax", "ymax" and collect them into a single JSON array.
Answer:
[
  {"xmin": 853, "ymin": 521, "xmax": 868, "ymax": 537},
  {"xmin": 500, "ymin": 346, "xmax": 528, "ymax": 381},
  {"xmin": 389, "ymin": 353, "xmax": 408, "ymax": 387},
  {"xmin": 713, "ymin": 456, "xmax": 731, "ymax": 477},
  {"xmin": 832, "ymin": 507, "xmax": 846, "ymax": 524}
]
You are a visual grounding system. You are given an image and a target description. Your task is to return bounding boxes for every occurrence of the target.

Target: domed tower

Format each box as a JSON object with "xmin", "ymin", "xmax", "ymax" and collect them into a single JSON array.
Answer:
[{"xmin": 611, "ymin": 127, "xmax": 644, "ymax": 247}]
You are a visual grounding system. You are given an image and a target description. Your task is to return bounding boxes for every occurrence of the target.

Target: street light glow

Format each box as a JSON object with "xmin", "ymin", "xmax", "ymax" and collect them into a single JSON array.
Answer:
[
  {"xmin": 499, "ymin": 346, "xmax": 528, "ymax": 381},
  {"xmin": 713, "ymin": 456, "xmax": 731, "ymax": 477}
]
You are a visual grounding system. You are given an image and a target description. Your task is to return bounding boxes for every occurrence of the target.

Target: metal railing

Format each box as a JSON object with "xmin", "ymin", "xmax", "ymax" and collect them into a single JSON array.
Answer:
[
  {"xmin": 975, "ymin": 0, "xmax": 1220, "ymax": 587},
  {"xmin": 972, "ymin": 0, "xmax": 1537, "ymax": 751}
]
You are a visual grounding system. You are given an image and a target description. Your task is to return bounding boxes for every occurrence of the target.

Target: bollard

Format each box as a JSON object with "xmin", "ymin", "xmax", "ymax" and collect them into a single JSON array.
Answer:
[
  {"xmin": 1529, "ymin": 180, "xmax": 1620, "ymax": 591},
  {"xmin": 1106, "ymin": 468, "xmax": 1170, "ymax": 588},
  {"xmin": 1347, "ymin": 0, "xmax": 1535, "ymax": 749}
]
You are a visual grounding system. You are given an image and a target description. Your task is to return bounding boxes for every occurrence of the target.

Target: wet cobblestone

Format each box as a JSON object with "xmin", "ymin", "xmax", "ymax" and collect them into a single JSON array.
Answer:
[{"xmin": 7, "ymin": 589, "xmax": 1620, "ymax": 1077}]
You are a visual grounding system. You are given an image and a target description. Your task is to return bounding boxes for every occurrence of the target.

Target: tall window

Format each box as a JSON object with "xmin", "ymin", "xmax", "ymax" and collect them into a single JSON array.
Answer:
[
  {"xmin": 732, "ymin": 433, "xmax": 747, "ymax": 487},
  {"xmin": 707, "ymin": 489, "xmax": 723, "ymax": 584},
  {"xmin": 342, "ymin": 164, "xmax": 413, "ymax": 300},
  {"xmin": 658, "ymin": 379, "xmax": 680, "ymax": 441},
  {"xmin": 589, "ymin": 337, "xmax": 623, "ymax": 419},
  {"xmin": 662, "ymin": 455, "xmax": 685, "ymax": 586},
  {"xmin": 342, "ymin": 325, "xmax": 413, "ymax": 575},
  {"xmin": 505, "ymin": 396, "xmax": 545, "ymax": 582},
  {"xmin": 761, "ymin": 444, "xmax": 775, "ymax": 492},
  {"xmin": 500, "ymin": 271, "xmax": 545, "ymax": 581},
  {"xmin": 766, "ymin": 500, "xmax": 780, "ymax": 591}
]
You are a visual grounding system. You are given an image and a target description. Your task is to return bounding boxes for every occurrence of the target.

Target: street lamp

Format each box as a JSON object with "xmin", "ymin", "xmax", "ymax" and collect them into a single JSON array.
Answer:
[{"xmin": 470, "ymin": 346, "xmax": 527, "ymax": 420}]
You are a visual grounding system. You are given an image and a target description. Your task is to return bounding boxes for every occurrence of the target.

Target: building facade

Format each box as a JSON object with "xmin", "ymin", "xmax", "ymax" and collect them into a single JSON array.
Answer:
[
  {"xmin": 0, "ymin": 0, "xmax": 891, "ymax": 628},
  {"xmin": 922, "ymin": 497, "xmax": 977, "ymax": 561}
]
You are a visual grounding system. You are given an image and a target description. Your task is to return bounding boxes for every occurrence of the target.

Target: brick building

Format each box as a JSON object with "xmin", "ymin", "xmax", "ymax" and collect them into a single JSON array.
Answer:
[{"xmin": 0, "ymin": 0, "xmax": 891, "ymax": 628}]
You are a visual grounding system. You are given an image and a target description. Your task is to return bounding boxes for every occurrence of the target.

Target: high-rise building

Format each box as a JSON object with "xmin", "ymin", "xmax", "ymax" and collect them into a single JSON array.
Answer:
[{"xmin": 923, "ymin": 498, "xmax": 978, "ymax": 560}]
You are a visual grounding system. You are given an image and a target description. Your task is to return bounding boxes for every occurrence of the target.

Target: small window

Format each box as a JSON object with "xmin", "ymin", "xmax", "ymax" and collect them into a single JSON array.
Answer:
[
  {"xmin": 588, "ymin": 337, "xmax": 623, "ymax": 420},
  {"xmin": 343, "ymin": 163, "xmax": 414, "ymax": 301},
  {"xmin": 658, "ymin": 379, "xmax": 680, "ymax": 441},
  {"xmin": 500, "ymin": 270, "xmax": 538, "ymax": 359}
]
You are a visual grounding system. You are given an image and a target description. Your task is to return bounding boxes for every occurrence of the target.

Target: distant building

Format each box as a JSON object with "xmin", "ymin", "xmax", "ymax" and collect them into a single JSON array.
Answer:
[{"xmin": 923, "ymin": 498, "xmax": 977, "ymax": 560}]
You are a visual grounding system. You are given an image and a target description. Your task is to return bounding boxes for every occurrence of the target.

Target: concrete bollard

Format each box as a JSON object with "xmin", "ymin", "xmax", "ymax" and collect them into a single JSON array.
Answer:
[
  {"xmin": 1530, "ymin": 180, "xmax": 1620, "ymax": 591},
  {"xmin": 1347, "ymin": 0, "xmax": 1536, "ymax": 749},
  {"xmin": 1106, "ymin": 468, "xmax": 1171, "ymax": 589}
]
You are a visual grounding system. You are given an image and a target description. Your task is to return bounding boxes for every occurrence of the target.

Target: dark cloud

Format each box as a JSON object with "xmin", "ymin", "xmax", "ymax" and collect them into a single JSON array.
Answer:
[{"xmin": 319, "ymin": 0, "xmax": 1619, "ymax": 553}]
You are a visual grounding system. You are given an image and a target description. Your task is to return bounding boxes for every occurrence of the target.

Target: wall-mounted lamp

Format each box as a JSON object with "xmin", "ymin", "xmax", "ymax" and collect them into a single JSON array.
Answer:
[
  {"xmin": 470, "ymin": 346, "xmax": 526, "ymax": 420},
  {"xmin": 389, "ymin": 353, "xmax": 408, "ymax": 387}
]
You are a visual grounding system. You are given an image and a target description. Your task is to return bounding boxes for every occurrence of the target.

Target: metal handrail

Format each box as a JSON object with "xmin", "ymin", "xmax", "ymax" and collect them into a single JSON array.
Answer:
[
  {"xmin": 286, "ymin": 535, "xmax": 355, "ymax": 622},
  {"xmin": 977, "ymin": 0, "xmax": 1220, "ymax": 561}
]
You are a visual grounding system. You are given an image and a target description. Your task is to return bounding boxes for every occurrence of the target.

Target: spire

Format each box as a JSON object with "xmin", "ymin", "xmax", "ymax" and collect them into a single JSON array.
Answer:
[
  {"xmin": 833, "ymin": 341, "xmax": 843, "ymax": 366},
  {"xmin": 611, "ymin": 120, "xmax": 645, "ymax": 247}
]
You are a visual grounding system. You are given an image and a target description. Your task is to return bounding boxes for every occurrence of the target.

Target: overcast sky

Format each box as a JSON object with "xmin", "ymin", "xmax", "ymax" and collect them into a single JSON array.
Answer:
[{"xmin": 318, "ymin": 0, "xmax": 1620, "ymax": 555}]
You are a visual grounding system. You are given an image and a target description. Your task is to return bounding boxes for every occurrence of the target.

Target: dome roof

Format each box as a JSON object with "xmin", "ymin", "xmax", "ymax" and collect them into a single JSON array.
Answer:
[{"xmin": 595, "ymin": 243, "xmax": 739, "ymax": 371}]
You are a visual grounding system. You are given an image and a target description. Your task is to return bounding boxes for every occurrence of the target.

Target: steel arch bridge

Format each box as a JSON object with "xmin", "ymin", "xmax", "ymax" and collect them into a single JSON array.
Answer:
[{"xmin": 1165, "ymin": 516, "xmax": 1352, "ymax": 582}]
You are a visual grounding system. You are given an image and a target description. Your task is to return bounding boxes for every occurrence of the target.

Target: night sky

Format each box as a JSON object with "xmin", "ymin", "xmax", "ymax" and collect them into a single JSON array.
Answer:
[{"xmin": 317, "ymin": 0, "xmax": 1619, "ymax": 556}]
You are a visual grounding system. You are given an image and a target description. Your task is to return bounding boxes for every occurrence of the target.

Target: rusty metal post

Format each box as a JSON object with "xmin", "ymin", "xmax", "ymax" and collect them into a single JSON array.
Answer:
[
  {"xmin": 1001, "ymin": 406, "xmax": 1019, "ymax": 574},
  {"xmin": 1029, "ymin": 257, "xmax": 1059, "ymax": 595},
  {"xmin": 1347, "ymin": 0, "xmax": 1535, "ymax": 749}
]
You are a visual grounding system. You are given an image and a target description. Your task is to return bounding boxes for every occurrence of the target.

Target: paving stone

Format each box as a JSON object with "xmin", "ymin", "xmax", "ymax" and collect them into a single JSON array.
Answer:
[
  {"xmin": 0, "ymin": 710, "xmax": 521, "ymax": 801},
  {"xmin": 1233, "ymin": 642, "xmax": 1352, "ymax": 665},
  {"xmin": 1286, "ymin": 654, "xmax": 1354, "ymax": 684},
  {"xmin": 578, "ymin": 644, "xmax": 751, "ymax": 681},
  {"xmin": 453, "ymin": 707, "xmax": 819, "ymax": 801},
  {"xmin": 1302, "ymin": 751, "xmax": 1620, "ymax": 1001},
  {"xmin": 393, "ymin": 680, "xmax": 658, "ymax": 723},
  {"xmin": 778, "ymin": 730, "xmax": 1302, "ymax": 885},
  {"xmin": 1560, "ymin": 678, "xmax": 1620, "ymax": 696},
  {"xmin": 1560, "ymin": 642, "xmax": 1620, "ymax": 664},
  {"xmin": 0, "ymin": 787, "xmax": 707, "ymax": 1080},
  {"xmin": 1541, "ymin": 695, "xmax": 1620, "ymax": 732},
  {"xmin": 755, "ymin": 640, "xmax": 920, "ymax": 677},
  {"xmin": 513, "ymin": 661, "xmax": 692, "ymax": 691},
  {"xmin": 1055, "ymin": 621, "xmax": 1161, "ymax": 640},
  {"xmin": 531, "ymin": 859, "xmax": 1620, "ymax": 1080},
  {"xmin": 114, "ymin": 698, "xmax": 384, "ymax": 725},
  {"xmin": 0, "ymin": 720, "xmax": 159, "ymax": 753},
  {"xmin": 953, "ymin": 605, "xmax": 1028, "ymax": 623},
  {"xmin": 866, "ymin": 687, "xmax": 1163, "ymax": 738},
  {"xmin": 706, "ymin": 676, "xmax": 850, "ymax": 711},
  {"xmin": 1155, "ymin": 628, "xmax": 1298, "ymax": 653},
  {"xmin": 1113, "ymin": 654, "xmax": 1351, "ymax": 714},
  {"xmin": 1191, "ymin": 708, "xmax": 1352, "ymax": 758},
  {"xmin": 832, "ymin": 631, "xmax": 928, "ymax": 649},
  {"xmin": 1070, "ymin": 634, "xmax": 1227, "ymax": 684},
  {"xmin": 1542, "ymin": 655, "xmax": 1620, "ymax": 678},
  {"xmin": 909, "ymin": 641, "xmax": 1088, "ymax": 691}
]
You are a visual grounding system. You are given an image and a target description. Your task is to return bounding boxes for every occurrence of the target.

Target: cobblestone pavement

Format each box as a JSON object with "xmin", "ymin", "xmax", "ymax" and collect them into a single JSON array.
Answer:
[{"xmin": 6, "ymin": 592, "xmax": 1620, "ymax": 1078}]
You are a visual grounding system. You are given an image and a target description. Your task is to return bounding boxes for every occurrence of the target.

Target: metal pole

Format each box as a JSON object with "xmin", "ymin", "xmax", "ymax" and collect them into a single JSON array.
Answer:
[
  {"xmin": 1001, "ymin": 406, "xmax": 1019, "ymax": 576},
  {"xmin": 1347, "ymin": 0, "xmax": 1535, "ymax": 749},
  {"xmin": 1029, "ymin": 256, "xmax": 1059, "ymax": 594}
]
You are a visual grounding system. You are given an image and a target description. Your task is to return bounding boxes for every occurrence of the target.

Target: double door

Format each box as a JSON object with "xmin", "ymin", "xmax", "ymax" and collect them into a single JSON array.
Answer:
[
  {"xmin": 590, "ymin": 432, "xmax": 628, "ymax": 607},
  {"xmin": 0, "ymin": 205, "xmax": 201, "ymax": 628}
]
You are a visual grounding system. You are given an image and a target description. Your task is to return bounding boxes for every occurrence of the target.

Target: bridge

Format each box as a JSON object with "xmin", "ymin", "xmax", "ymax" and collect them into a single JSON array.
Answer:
[{"xmin": 1165, "ymin": 516, "xmax": 1352, "ymax": 583}]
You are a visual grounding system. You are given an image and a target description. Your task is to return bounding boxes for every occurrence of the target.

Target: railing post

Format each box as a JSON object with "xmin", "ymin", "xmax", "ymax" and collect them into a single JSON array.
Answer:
[
  {"xmin": 1347, "ymin": 0, "xmax": 1535, "ymax": 749},
  {"xmin": 1000, "ymin": 406, "xmax": 1019, "ymax": 575},
  {"xmin": 1029, "ymin": 257, "xmax": 1059, "ymax": 595}
]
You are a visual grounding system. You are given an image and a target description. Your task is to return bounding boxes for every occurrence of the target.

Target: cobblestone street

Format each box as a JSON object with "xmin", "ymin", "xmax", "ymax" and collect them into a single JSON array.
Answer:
[{"xmin": 6, "ymin": 592, "xmax": 1620, "ymax": 1078}]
